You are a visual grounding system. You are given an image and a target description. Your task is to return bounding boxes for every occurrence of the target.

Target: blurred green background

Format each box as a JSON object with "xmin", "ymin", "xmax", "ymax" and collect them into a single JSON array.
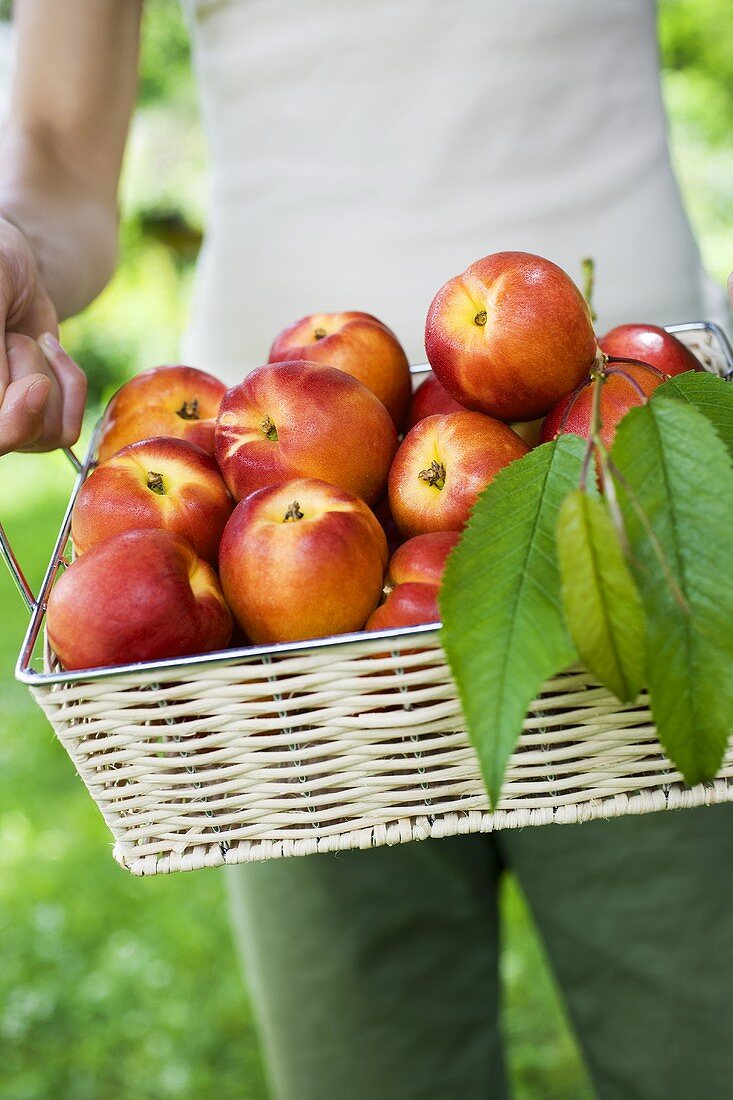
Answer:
[{"xmin": 1, "ymin": 2, "xmax": 731, "ymax": 1097}]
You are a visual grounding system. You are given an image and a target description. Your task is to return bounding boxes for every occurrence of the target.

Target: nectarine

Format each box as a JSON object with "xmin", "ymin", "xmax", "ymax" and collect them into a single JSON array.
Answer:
[
  {"xmin": 539, "ymin": 360, "xmax": 668, "ymax": 450},
  {"xmin": 599, "ymin": 323, "xmax": 701, "ymax": 378},
  {"xmin": 388, "ymin": 411, "xmax": 529, "ymax": 537},
  {"xmin": 425, "ymin": 251, "xmax": 597, "ymax": 421},
  {"xmin": 406, "ymin": 374, "xmax": 463, "ymax": 430},
  {"xmin": 387, "ymin": 531, "xmax": 460, "ymax": 589},
  {"xmin": 46, "ymin": 529, "xmax": 232, "ymax": 671},
  {"xmin": 215, "ymin": 361, "xmax": 398, "ymax": 505},
  {"xmin": 366, "ymin": 582, "xmax": 440, "ymax": 631},
  {"xmin": 71, "ymin": 437, "xmax": 233, "ymax": 564},
  {"xmin": 219, "ymin": 478, "xmax": 388, "ymax": 644},
  {"xmin": 97, "ymin": 365, "xmax": 227, "ymax": 462},
  {"xmin": 269, "ymin": 311, "xmax": 412, "ymax": 429}
]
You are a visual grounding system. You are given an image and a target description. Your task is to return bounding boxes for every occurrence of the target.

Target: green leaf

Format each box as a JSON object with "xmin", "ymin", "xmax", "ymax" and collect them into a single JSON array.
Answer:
[
  {"xmin": 611, "ymin": 399, "xmax": 733, "ymax": 785},
  {"xmin": 439, "ymin": 437, "xmax": 584, "ymax": 807},
  {"xmin": 556, "ymin": 490, "xmax": 646, "ymax": 704},
  {"xmin": 652, "ymin": 371, "xmax": 733, "ymax": 459}
]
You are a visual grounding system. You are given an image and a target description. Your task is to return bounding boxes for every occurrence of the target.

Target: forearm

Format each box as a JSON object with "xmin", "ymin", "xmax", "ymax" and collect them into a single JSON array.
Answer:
[
  {"xmin": 0, "ymin": 0, "xmax": 142, "ymax": 456},
  {"xmin": 0, "ymin": 0, "xmax": 143, "ymax": 322},
  {"xmin": 0, "ymin": 125, "xmax": 119, "ymax": 321}
]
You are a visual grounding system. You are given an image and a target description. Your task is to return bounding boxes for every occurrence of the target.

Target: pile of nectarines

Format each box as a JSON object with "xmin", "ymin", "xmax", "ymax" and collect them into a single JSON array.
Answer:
[{"xmin": 46, "ymin": 252, "xmax": 700, "ymax": 670}]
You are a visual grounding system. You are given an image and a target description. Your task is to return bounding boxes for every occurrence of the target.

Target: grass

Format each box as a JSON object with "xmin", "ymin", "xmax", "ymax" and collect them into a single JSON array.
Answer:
[
  {"xmin": 0, "ymin": 466, "xmax": 268, "ymax": 1099},
  {"xmin": 0, "ymin": 458, "xmax": 593, "ymax": 1098}
]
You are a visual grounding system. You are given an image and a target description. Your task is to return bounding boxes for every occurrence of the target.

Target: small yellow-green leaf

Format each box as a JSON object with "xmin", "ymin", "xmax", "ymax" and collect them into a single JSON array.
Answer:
[{"xmin": 557, "ymin": 490, "xmax": 646, "ymax": 703}]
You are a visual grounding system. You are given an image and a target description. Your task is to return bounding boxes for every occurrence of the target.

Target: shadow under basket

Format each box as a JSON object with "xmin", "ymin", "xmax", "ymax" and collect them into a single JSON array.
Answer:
[{"xmin": 5, "ymin": 322, "xmax": 733, "ymax": 876}]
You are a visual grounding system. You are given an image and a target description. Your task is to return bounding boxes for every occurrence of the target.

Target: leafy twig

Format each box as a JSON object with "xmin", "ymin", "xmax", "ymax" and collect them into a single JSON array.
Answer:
[
  {"xmin": 579, "ymin": 360, "xmax": 606, "ymax": 492},
  {"xmin": 597, "ymin": 448, "xmax": 632, "ymax": 558},
  {"xmin": 581, "ymin": 257, "xmax": 597, "ymax": 323}
]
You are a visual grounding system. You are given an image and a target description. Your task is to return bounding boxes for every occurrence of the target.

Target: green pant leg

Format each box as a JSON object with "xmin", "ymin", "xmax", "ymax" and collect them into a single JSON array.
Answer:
[
  {"xmin": 227, "ymin": 835, "xmax": 506, "ymax": 1100},
  {"xmin": 500, "ymin": 803, "xmax": 733, "ymax": 1100}
]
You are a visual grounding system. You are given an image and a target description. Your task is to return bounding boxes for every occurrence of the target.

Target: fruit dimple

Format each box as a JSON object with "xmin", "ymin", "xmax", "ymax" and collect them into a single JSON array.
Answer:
[
  {"xmin": 418, "ymin": 460, "xmax": 446, "ymax": 491},
  {"xmin": 260, "ymin": 414, "xmax": 279, "ymax": 442},
  {"xmin": 176, "ymin": 398, "xmax": 200, "ymax": 420},
  {"xmin": 146, "ymin": 470, "xmax": 166, "ymax": 495},
  {"xmin": 283, "ymin": 500, "xmax": 305, "ymax": 522}
]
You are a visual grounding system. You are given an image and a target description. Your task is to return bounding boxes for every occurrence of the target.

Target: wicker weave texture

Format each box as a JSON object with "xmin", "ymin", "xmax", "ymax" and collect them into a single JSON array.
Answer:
[
  {"xmin": 27, "ymin": 327, "xmax": 733, "ymax": 875},
  {"xmin": 32, "ymin": 638, "xmax": 733, "ymax": 876}
]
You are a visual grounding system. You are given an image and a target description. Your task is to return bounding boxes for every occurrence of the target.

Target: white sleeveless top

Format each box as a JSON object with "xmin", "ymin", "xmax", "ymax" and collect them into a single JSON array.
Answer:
[{"xmin": 181, "ymin": 0, "xmax": 724, "ymax": 385}]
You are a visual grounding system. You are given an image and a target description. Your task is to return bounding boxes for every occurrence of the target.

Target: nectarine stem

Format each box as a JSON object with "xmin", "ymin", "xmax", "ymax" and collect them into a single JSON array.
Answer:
[
  {"xmin": 604, "ymin": 356, "xmax": 668, "ymax": 381},
  {"xmin": 580, "ymin": 372, "xmax": 605, "ymax": 492},
  {"xmin": 581, "ymin": 257, "xmax": 597, "ymax": 323},
  {"xmin": 176, "ymin": 398, "xmax": 199, "ymax": 420},
  {"xmin": 260, "ymin": 415, "xmax": 279, "ymax": 442},
  {"xmin": 283, "ymin": 501, "xmax": 304, "ymax": 522},
  {"xmin": 590, "ymin": 366, "xmax": 604, "ymax": 433},
  {"xmin": 147, "ymin": 471, "xmax": 165, "ymax": 495},
  {"xmin": 604, "ymin": 367, "xmax": 648, "ymax": 404},
  {"xmin": 313, "ymin": 327, "xmax": 327, "ymax": 340},
  {"xmin": 474, "ymin": 310, "xmax": 487, "ymax": 327},
  {"xmin": 418, "ymin": 460, "xmax": 446, "ymax": 491},
  {"xmin": 597, "ymin": 449, "xmax": 630, "ymax": 556}
]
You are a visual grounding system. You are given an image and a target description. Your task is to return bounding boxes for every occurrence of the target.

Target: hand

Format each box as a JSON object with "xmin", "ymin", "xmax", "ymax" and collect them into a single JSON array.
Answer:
[{"xmin": 0, "ymin": 218, "xmax": 86, "ymax": 456}]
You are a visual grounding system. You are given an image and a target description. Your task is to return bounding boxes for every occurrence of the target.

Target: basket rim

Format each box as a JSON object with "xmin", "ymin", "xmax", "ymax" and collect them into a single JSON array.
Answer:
[
  {"xmin": 15, "ymin": 320, "xmax": 733, "ymax": 690},
  {"xmin": 21, "ymin": 622, "xmax": 444, "ymax": 687}
]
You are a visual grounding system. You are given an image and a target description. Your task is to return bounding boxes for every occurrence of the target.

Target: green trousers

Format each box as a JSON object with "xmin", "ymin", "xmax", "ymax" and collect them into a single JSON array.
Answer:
[{"xmin": 227, "ymin": 804, "xmax": 733, "ymax": 1099}]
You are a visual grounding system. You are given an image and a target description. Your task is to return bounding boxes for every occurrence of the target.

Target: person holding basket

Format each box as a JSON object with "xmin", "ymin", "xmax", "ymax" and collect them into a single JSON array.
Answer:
[{"xmin": 1, "ymin": 2, "xmax": 732, "ymax": 1098}]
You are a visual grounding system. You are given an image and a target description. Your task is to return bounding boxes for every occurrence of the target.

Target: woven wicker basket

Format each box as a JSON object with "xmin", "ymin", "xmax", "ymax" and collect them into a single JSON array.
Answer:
[{"xmin": 3, "ymin": 322, "xmax": 732, "ymax": 876}]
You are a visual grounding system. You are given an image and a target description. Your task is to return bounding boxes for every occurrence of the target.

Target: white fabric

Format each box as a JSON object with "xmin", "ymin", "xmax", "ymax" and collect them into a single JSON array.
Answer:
[{"xmin": 181, "ymin": 0, "xmax": 725, "ymax": 385}]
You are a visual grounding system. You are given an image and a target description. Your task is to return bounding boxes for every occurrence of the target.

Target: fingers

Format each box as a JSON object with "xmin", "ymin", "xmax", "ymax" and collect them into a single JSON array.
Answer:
[
  {"xmin": 0, "ymin": 332, "xmax": 87, "ymax": 454},
  {"xmin": 0, "ymin": 372, "xmax": 51, "ymax": 456},
  {"xmin": 0, "ymin": 221, "xmax": 61, "ymax": 414},
  {"xmin": 4, "ymin": 332, "xmax": 63, "ymax": 452},
  {"xmin": 38, "ymin": 332, "xmax": 87, "ymax": 447},
  {"xmin": 0, "ymin": 218, "xmax": 40, "ymax": 397},
  {"xmin": 14, "ymin": 285, "xmax": 60, "ymax": 343},
  {"xmin": 0, "ymin": 222, "xmax": 84, "ymax": 453}
]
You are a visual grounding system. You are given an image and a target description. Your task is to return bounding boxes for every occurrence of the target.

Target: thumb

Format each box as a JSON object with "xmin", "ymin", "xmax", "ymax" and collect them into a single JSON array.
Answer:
[{"xmin": 0, "ymin": 372, "xmax": 51, "ymax": 456}]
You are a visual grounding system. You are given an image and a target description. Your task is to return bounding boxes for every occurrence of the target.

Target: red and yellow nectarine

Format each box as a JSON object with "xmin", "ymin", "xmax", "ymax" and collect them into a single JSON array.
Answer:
[
  {"xmin": 387, "ymin": 530, "xmax": 460, "ymax": 589},
  {"xmin": 219, "ymin": 478, "xmax": 388, "ymax": 644},
  {"xmin": 47, "ymin": 529, "xmax": 232, "ymax": 670},
  {"xmin": 425, "ymin": 251, "xmax": 597, "ymax": 421},
  {"xmin": 406, "ymin": 374, "xmax": 464, "ymax": 430},
  {"xmin": 269, "ymin": 311, "xmax": 412, "ymax": 429},
  {"xmin": 215, "ymin": 360, "xmax": 398, "ymax": 505},
  {"xmin": 539, "ymin": 361, "xmax": 668, "ymax": 450},
  {"xmin": 388, "ymin": 411, "xmax": 529, "ymax": 537},
  {"xmin": 97, "ymin": 365, "xmax": 227, "ymax": 462},
  {"xmin": 71, "ymin": 437, "xmax": 233, "ymax": 564},
  {"xmin": 366, "ymin": 582, "xmax": 440, "ymax": 631}
]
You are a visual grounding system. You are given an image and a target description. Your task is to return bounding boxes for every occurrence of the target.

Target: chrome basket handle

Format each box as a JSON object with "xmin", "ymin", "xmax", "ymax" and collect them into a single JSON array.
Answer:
[{"xmin": 1, "ymin": 446, "xmax": 81, "ymax": 613}]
